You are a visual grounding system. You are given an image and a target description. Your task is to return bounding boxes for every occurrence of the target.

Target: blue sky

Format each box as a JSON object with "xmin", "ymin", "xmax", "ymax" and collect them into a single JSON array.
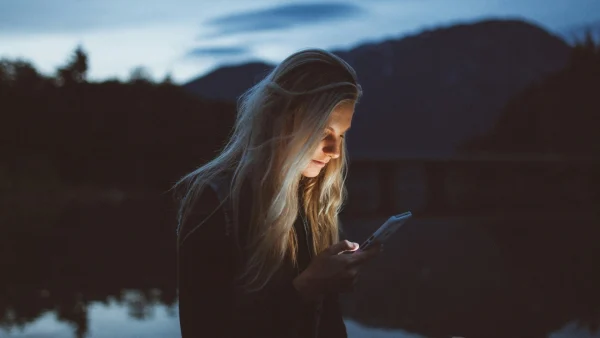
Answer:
[{"xmin": 0, "ymin": 0, "xmax": 598, "ymax": 84}]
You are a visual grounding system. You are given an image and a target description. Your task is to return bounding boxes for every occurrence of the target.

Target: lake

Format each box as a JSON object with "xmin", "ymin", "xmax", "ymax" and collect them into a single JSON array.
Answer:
[
  {"xmin": 1, "ymin": 297, "xmax": 599, "ymax": 338},
  {"xmin": 1, "ymin": 196, "xmax": 599, "ymax": 338}
]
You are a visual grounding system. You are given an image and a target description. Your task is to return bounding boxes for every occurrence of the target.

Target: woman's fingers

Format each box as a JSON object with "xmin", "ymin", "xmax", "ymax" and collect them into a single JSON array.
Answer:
[
  {"xmin": 327, "ymin": 240, "xmax": 360, "ymax": 255},
  {"xmin": 347, "ymin": 243, "xmax": 382, "ymax": 266},
  {"xmin": 338, "ymin": 267, "xmax": 360, "ymax": 293}
]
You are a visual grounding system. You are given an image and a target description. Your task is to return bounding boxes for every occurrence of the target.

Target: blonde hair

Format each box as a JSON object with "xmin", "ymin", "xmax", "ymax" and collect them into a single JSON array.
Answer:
[{"xmin": 173, "ymin": 48, "xmax": 362, "ymax": 291}]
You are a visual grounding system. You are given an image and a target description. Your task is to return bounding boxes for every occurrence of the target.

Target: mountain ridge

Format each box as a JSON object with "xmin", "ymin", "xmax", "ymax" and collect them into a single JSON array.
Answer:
[{"xmin": 184, "ymin": 18, "xmax": 572, "ymax": 159}]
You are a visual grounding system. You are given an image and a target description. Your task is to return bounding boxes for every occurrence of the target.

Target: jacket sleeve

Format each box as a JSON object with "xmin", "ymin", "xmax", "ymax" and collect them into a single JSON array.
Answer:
[
  {"xmin": 315, "ymin": 231, "xmax": 349, "ymax": 337},
  {"xmin": 177, "ymin": 186, "xmax": 235, "ymax": 338},
  {"xmin": 319, "ymin": 293, "xmax": 348, "ymax": 338},
  {"xmin": 177, "ymin": 186, "xmax": 313, "ymax": 338}
]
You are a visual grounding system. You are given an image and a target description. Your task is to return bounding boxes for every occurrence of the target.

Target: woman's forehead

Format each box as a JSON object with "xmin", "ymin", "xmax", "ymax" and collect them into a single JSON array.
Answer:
[{"xmin": 327, "ymin": 102, "xmax": 354, "ymax": 131}]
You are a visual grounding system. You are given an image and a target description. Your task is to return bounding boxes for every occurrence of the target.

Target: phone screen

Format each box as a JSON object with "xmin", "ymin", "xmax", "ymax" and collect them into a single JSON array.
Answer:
[{"xmin": 359, "ymin": 212, "xmax": 412, "ymax": 251}]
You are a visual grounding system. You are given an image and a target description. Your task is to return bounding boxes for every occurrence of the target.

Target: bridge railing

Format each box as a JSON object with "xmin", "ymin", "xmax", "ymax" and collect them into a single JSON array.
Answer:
[{"xmin": 342, "ymin": 155, "xmax": 599, "ymax": 218}]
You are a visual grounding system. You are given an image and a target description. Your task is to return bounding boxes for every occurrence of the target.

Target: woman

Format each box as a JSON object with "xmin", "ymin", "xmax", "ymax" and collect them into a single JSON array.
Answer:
[{"xmin": 174, "ymin": 48, "xmax": 382, "ymax": 338}]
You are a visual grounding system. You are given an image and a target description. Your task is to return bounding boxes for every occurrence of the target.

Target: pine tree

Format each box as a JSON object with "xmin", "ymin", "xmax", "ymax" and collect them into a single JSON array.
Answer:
[{"xmin": 57, "ymin": 45, "xmax": 89, "ymax": 86}]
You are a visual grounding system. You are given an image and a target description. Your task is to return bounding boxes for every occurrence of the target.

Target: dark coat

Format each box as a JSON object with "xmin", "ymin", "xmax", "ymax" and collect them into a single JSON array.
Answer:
[{"xmin": 177, "ymin": 173, "xmax": 347, "ymax": 338}]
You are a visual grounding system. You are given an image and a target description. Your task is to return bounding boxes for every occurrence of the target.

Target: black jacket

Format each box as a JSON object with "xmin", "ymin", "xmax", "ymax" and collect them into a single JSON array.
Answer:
[{"xmin": 177, "ymin": 174, "xmax": 347, "ymax": 338}]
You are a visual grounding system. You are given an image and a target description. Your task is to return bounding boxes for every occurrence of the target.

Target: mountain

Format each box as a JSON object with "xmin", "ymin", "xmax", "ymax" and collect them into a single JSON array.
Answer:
[
  {"xmin": 184, "ymin": 62, "xmax": 274, "ymax": 102},
  {"xmin": 461, "ymin": 39, "xmax": 600, "ymax": 155},
  {"xmin": 183, "ymin": 19, "xmax": 572, "ymax": 159}
]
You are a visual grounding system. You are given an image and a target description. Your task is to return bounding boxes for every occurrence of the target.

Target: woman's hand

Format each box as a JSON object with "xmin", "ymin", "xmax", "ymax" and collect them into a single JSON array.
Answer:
[{"xmin": 292, "ymin": 240, "xmax": 382, "ymax": 301}]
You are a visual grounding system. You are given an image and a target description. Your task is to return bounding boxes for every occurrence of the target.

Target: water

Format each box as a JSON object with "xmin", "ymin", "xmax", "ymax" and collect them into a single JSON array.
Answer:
[
  {"xmin": 0, "ymin": 294, "xmax": 424, "ymax": 338},
  {"xmin": 1, "ymin": 197, "xmax": 599, "ymax": 338},
  {"xmin": 1, "ymin": 296, "xmax": 598, "ymax": 338}
]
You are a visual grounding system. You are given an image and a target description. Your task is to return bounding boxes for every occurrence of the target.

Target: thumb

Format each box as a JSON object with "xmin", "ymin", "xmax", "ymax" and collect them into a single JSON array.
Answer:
[{"xmin": 327, "ymin": 240, "xmax": 359, "ymax": 255}]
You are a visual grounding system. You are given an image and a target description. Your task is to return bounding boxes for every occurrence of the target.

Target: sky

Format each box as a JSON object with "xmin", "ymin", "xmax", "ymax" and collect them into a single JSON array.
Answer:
[{"xmin": 1, "ymin": 0, "xmax": 599, "ymax": 84}]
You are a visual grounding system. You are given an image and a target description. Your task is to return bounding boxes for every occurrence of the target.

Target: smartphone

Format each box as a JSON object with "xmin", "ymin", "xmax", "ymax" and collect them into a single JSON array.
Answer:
[{"xmin": 357, "ymin": 211, "xmax": 412, "ymax": 251}]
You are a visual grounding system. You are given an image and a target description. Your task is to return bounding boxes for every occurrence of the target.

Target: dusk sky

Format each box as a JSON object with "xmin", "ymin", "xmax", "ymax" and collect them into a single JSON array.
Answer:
[{"xmin": 1, "ymin": 0, "xmax": 598, "ymax": 84}]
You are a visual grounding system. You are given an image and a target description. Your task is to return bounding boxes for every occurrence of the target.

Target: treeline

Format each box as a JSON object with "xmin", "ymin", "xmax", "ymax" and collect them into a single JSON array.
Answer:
[
  {"xmin": 2, "ymin": 36, "xmax": 599, "ymax": 193},
  {"xmin": 1, "ymin": 46, "xmax": 236, "ymax": 191},
  {"xmin": 461, "ymin": 34, "xmax": 600, "ymax": 155}
]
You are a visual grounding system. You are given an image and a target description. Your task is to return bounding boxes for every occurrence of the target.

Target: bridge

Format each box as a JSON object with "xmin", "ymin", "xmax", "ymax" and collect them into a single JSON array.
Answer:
[{"xmin": 344, "ymin": 154, "xmax": 599, "ymax": 217}]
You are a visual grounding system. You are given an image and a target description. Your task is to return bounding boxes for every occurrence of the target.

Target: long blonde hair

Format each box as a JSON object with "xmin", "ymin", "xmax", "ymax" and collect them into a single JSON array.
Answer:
[{"xmin": 174, "ymin": 48, "xmax": 362, "ymax": 291}]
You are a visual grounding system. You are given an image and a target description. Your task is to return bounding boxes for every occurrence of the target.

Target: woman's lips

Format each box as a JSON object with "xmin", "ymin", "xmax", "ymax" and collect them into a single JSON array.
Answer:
[{"xmin": 312, "ymin": 160, "xmax": 327, "ymax": 167}]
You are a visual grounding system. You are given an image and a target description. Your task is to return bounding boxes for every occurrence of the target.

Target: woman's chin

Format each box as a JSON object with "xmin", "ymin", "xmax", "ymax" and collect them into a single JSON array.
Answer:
[{"xmin": 301, "ymin": 167, "xmax": 321, "ymax": 178}]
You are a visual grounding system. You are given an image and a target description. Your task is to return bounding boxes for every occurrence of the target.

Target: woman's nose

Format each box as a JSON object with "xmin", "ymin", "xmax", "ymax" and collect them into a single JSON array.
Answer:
[{"xmin": 323, "ymin": 139, "xmax": 341, "ymax": 159}]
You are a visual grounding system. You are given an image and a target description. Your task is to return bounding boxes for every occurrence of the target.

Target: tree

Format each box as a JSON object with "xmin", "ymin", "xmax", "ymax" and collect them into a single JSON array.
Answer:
[
  {"xmin": 160, "ymin": 72, "xmax": 174, "ymax": 86},
  {"xmin": 129, "ymin": 66, "xmax": 154, "ymax": 84},
  {"xmin": 56, "ymin": 45, "xmax": 89, "ymax": 86},
  {"xmin": 569, "ymin": 30, "xmax": 600, "ymax": 70},
  {"xmin": 0, "ymin": 58, "xmax": 42, "ymax": 86},
  {"xmin": 0, "ymin": 60, "xmax": 7, "ymax": 85},
  {"xmin": 0, "ymin": 59, "xmax": 51, "ymax": 93}
]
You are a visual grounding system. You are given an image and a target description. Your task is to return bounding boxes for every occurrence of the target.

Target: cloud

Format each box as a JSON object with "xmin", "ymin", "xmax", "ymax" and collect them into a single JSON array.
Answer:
[
  {"xmin": 0, "ymin": 0, "xmax": 229, "ymax": 34},
  {"xmin": 186, "ymin": 46, "xmax": 250, "ymax": 58},
  {"xmin": 203, "ymin": 3, "xmax": 365, "ymax": 38}
]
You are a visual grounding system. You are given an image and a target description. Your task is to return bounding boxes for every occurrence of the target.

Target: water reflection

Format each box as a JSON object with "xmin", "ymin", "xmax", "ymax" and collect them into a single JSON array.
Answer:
[
  {"xmin": 1, "ymin": 197, "xmax": 599, "ymax": 338},
  {"xmin": 1, "ymin": 292, "xmax": 180, "ymax": 338},
  {"xmin": 341, "ymin": 215, "xmax": 600, "ymax": 337},
  {"xmin": 0, "ymin": 292, "xmax": 425, "ymax": 338},
  {"xmin": 2, "ymin": 295, "xmax": 598, "ymax": 338}
]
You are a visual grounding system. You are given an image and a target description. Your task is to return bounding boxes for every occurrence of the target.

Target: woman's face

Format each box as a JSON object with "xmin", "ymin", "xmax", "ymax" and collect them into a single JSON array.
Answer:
[{"xmin": 301, "ymin": 101, "xmax": 354, "ymax": 178}]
